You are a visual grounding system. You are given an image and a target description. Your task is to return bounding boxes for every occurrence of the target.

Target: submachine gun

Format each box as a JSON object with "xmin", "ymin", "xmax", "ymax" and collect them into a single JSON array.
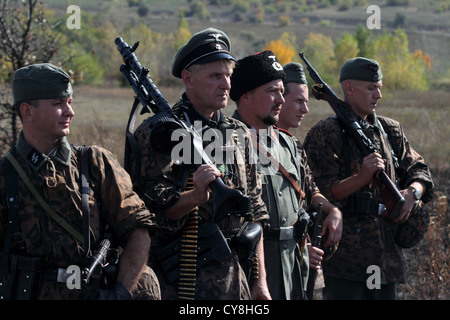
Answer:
[
  {"xmin": 299, "ymin": 53, "xmax": 405, "ymax": 220},
  {"xmin": 82, "ymin": 234, "xmax": 119, "ymax": 289},
  {"xmin": 115, "ymin": 37, "xmax": 251, "ymax": 223}
]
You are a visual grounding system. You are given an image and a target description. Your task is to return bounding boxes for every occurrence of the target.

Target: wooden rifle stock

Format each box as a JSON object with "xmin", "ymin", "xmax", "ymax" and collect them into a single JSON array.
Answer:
[{"xmin": 299, "ymin": 53, "xmax": 405, "ymax": 219}]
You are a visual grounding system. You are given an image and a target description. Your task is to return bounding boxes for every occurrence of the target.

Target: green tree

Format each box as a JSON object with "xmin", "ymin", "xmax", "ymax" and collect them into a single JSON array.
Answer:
[
  {"xmin": 303, "ymin": 33, "xmax": 336, "ymax": 84},
  {"xmin": 334, "ymin": 32, "xmax": 359, "ymax": 71},
  {"xmin": 374, "ymin": 29, "xmax": 429, "ymax": 91},
  {"xmin": 355, "ymin": 24, "xmax": 375, "ymax": 57}
]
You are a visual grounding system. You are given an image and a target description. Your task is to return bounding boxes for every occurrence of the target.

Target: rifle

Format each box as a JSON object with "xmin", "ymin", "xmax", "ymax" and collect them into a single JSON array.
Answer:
[
  {"xmin": 115, "ymin": 37, "xmax": 251, "ymax": 223},
  {"xmin": 299, "ymin": 53, "xmax": 405, "ymax": 220},
  {"xmin": 306, "ymin": 202, "xmax": 324, "ymax": 300}
]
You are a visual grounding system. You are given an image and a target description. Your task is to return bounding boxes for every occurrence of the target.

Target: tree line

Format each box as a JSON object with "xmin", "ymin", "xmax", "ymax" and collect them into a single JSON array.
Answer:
[{"xmin": 0, "ymin": 0, "xmax": 434, "ymax": 152}]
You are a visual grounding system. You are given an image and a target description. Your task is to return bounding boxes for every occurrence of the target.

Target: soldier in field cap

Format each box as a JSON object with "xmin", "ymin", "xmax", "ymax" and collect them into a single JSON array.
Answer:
[
  {"xmin": 303, "ymin": 57, "xmax": 434, "ymax": 299},
  {"xmin": 231, "ymin": 52, "xmax": 342, "ymax": 300},
  {"xmin": 0, "ymin": 63, "xmax": 160, "ymax": 300},
  {"xmin": 132, "ymin": 29, "xmax": 271, "ymax": 300}
]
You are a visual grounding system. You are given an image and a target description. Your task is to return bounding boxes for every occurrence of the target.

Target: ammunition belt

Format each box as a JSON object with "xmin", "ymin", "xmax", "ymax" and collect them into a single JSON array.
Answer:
[{"xmin": 178, "ymin": 175, "xmax": 198, "ymax": 300}]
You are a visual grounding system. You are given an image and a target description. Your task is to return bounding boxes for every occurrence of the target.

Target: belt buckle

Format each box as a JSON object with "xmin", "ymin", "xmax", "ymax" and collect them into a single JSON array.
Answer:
[
  {"xmin": 279, "ymin": 226, "xmax": 294, "ymax": 241},
  {"xmin": 378, "ymin": 204, "xmax": 386, "ymax": 216},
  {"xmin": 56, "ymin": 268, "xmax": 71, "ymax": 283}
]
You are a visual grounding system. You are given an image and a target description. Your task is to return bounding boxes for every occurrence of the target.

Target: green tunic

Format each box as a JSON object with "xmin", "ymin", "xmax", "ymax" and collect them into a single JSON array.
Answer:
[{"xmin": 233, "ymin": 110, "xmax": 320, "ymax": 300}]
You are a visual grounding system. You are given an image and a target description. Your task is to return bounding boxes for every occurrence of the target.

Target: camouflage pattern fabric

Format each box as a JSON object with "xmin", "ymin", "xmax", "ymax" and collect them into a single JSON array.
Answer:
[
  {"xmin": 303, "ymin": 113, "xmax": 434, "ymax": 283},
  {"xmin": 0, "ymin": 133, "xmax": 157, "ymax": 299},
  {"xmin": 132, "ymin": 94, "xmax": 269, "ymax": 299},
  {"xmin": 394, "ymin": 200, "xmax": 430, "ymax": 248},
  {"xmin": 132, "ymin": 265, "xmax": 161, "ymax": 300}
]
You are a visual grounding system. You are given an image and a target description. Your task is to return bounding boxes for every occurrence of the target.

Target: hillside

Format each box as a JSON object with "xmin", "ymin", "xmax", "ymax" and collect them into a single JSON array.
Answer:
[{"xmin": 42, "ymin": 0, "xmax": 450, "ymax": 86}]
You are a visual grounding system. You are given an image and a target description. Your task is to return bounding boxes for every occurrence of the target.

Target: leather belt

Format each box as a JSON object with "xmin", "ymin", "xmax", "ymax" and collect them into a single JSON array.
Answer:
[
  {"xmin": 42, "ymin": 268, "xmax": 73, "ymax": 283},
  {"xmin": 264, "ymin": 226, "xmax": 295, "ymax": 241}
]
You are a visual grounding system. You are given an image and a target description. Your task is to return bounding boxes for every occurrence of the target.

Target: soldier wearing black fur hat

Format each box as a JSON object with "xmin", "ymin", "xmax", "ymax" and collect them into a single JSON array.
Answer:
[
  {"xmin": 230, "ymin": 52, "xmax": 342, "ymax": 300},
  {"xmin": 132, "ymin": 28, "xmax": 271, "ymax": 300},
  {"xmin": 303, "ymin": 57, "xmax": 434, "ymax": 299},
  {"xmin": 0, "ymin": 63, "xmax": 160, "ymax": 300}
]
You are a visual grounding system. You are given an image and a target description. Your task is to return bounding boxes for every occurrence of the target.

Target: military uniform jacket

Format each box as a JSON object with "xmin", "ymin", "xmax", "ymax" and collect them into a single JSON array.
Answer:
[
  {"xmin": 132, "ymin": 94, "xmax": 269, "ymax": 299},
  {"xmin": 233, "ymin": 110, "xmax": 320, "ymax": 300},
  {"xmin": 0, "ymin": 133, "xmax": 156, "ymax": 299},
  {"xmin": 304, "ymin": 113, "xmax": 434, "ymax": 283}
]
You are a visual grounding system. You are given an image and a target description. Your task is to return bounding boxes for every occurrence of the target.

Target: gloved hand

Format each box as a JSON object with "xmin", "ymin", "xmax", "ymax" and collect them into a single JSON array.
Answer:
[{"xmin": 96, "ymin": 282, "xmax": 132, "ymax": 300}]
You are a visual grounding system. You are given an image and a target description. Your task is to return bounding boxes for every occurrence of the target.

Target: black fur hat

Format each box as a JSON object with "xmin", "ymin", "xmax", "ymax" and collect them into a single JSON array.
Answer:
[{"xmin": 230, "ymin": 51, "xmax": 285, "ymax": 102}]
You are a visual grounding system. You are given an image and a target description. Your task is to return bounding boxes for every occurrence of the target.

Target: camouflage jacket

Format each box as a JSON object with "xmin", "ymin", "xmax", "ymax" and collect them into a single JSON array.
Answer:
[
  {"xmin": 304, "ymin": 113, "xmax": 434, "ymax": 283},
  {"xmin": 131, "ymin": 94, "xmax": 269, "ymax": 299},
  {"xmin": 0, "ymin": 133, "xmax": 156, "ymax": 299},
  {"xmin": 132, "ymin": 94, "xmax": 269, "ymax": 233}
]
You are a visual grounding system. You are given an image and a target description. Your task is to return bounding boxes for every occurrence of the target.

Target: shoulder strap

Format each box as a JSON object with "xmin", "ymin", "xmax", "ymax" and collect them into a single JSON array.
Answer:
[
  {"xmin": 78, "ymin": 145, "xmax": 91, "ymax": 257},
  {"xmin": 4, "ymin": 152, "xmax": 84, "ymax": 244},
  {"xmin": 375, "ymin": 117, "xmax": 399, "ymax": 169},
  {"xmin": 249, "ymin": 131, "xmax": 306, "ymax": 201}
]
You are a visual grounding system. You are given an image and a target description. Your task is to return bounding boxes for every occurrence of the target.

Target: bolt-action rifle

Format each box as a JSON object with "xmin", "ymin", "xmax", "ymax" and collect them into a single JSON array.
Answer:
[
  {"xmin": 299, "ymin": 53, "xmax": 405, "ymax": 220},
  {"xmin": 115, "ymin": 37, "xmax": 251, "ymax": 222},
  {"xmin": 306, "ymin": 202, "xmax": 323, "ymax": 299}
]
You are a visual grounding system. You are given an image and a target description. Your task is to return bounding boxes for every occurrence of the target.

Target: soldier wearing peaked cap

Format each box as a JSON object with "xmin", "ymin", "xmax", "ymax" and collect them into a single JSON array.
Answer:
[
  {"xmin": 303, "ymin": 57, "xmax": 434, "ymax": 299},
  {"xmin": 131, "ymin": 28, "xmax": 271, "ymax": 300},
  {"xmin": 230, "ymin": 52, "xmax": 342, "ymax": 300},
  {"xmin": 0, "ymin": 63, "xmax": 160, "ymax": 300}
]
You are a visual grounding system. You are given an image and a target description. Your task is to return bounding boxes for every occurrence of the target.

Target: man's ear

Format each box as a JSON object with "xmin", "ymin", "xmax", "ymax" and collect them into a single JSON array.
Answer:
[
  {"xmin": 342, "ymin": 80, "xmax": 354, "ymax": 97},
  {"xmin": 181, "ymin": 69, "xmax": 193, "ymax": 89},
  {"xmin": 20, "ymin": 102, "xmax": 34, "ymax": 122}
]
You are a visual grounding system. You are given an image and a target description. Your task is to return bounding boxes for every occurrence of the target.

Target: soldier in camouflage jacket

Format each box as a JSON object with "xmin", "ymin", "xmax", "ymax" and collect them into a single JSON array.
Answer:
[
  {"xmin": 0, "ymin": 63, "xmax": 159, "ymax": 300},
  {"xmin": 131, "ymin": 28, "xmax": 270, "ymax": 300},
  {"xmin": 303, "ymin": 57, "xmax": 434, "ymax": 299}
]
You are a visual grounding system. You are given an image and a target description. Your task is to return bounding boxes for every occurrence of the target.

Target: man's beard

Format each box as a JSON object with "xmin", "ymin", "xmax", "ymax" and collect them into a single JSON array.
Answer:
[{"xmin": 262, "ymin": 114, "xmax": 278, "ymax": 126}]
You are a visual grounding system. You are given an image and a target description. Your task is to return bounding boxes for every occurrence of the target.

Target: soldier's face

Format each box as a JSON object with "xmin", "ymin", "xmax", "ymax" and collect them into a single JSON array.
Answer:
[
  {"xmin": 23, "ymin": 97, "xmax": 75, "ymax": 139},
  {"xmin": 345, "ymin": 80, "xmax": 383, "ymax": 120},
  {"xmin": 183, "ymin": 60, "xmax": 233, "ymax": 115},
  {"xmin": 278, "ymin": 83, "xmax": 309, "ymax": 130},
  {"xmin": 245, "ymin": 79, "xmax": 285, "ymax": 129}
]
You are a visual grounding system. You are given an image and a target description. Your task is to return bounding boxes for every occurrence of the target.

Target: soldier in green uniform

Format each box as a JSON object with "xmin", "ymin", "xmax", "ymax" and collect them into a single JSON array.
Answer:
[
  {"xmin": 230, "ymin": 51, "xmax": 342, "ymax": 300},
  {"xmin": 0, "ymin": 63, "xmax": 160, "ymax": 300},
  {"xmin": 131, "ymin": 28, "xmax": 271, "ymax": 300},
  {"xmin": 303, "ymin": 57, "xmax": 434, "ymax": 299}
]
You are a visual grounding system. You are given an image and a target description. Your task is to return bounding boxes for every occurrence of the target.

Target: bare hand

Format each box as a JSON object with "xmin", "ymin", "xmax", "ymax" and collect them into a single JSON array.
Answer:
[
  {"xmin": 360, "ymin": 152, "xmax": 385, "ymax": 185},
  {"xmin": 321, "ymin": 207, "xmax": 342, "ymax": 247},
  {"xmin": 307, "ymin": 243, "xmax": 324, "ymax": 270},
  {"xmin": 191, "ymin": 164, "xmax": 221, "ymax": 204}
]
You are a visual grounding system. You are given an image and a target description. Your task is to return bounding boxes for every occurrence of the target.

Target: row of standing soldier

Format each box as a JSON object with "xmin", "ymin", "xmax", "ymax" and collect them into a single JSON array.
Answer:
[{"xmin": 0, "ymin": 27, "xmax": 433, "ymax": 300}]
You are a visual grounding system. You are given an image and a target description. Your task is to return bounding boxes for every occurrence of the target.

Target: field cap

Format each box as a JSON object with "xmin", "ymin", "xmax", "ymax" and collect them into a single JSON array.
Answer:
[
  {"xmin": 230, "ymin": 50, "xmax": 285, "ymax": 102},
  {"xmin": 13, "ymin": 63, "xmax": 72, "ymax": 104},
  {"xmin": 283, "ymin": 62, "xmax": 307, "ymax": 85},
  {"xmin": 339, "ymin": 57, "xmax": 383, "ymax": 82},
  {"xmin": 172, "ymin": 28, "xmax": 235, "ymax": 78}
]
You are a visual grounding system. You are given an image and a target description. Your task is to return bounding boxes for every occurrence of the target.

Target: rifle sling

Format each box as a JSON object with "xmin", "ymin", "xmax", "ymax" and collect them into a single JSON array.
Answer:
[
  {"xmin": 250, "ymin": 131, "xmax": 306, "ymax": 202},
  {"xmin": 5, "ymin": 152, "xmax": 84, "ymax": 244},
  {"xmin": 79, "ymin": 146, "xmax": 92, "ymax": 256}
]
